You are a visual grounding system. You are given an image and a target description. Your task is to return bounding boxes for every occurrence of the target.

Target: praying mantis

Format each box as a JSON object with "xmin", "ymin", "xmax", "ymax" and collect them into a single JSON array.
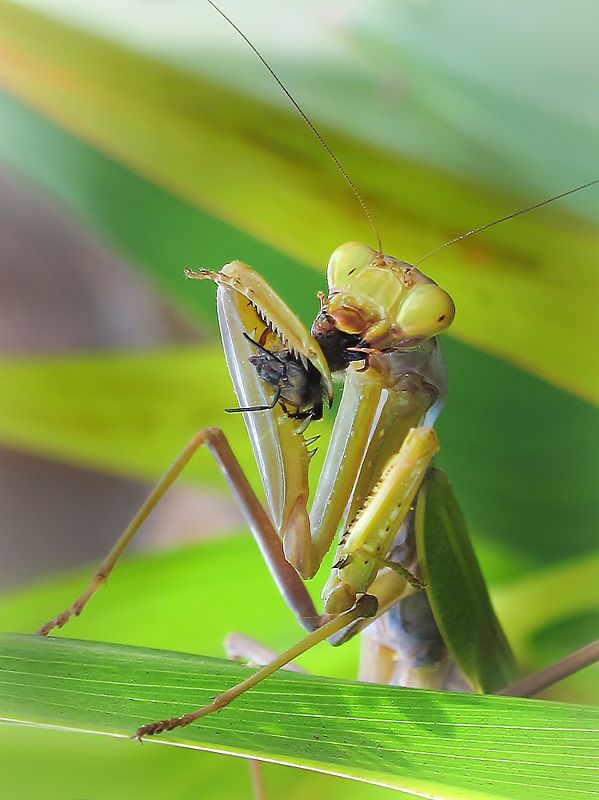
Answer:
[{"xmin": 34, "ymin": 1, "xmax": 598, "ymax": 740}]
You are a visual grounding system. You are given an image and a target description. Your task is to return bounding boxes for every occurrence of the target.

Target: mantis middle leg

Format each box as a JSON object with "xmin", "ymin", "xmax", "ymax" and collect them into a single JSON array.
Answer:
[{"xmin": 37, "ymin": 426, "xmax": 324, "ymax": 636}]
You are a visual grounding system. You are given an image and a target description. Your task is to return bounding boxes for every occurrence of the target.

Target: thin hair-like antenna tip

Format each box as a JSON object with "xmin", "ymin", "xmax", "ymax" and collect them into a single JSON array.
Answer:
[{"xmin": 415, "ymin": 178, "xmax": 599, "ymax": 268}]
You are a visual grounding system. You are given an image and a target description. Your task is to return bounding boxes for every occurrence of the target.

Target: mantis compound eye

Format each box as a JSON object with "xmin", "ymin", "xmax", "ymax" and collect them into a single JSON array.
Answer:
[
  {"xmin": 327, "ymin": 241, "xmax": 377, "ymax": 290},
  {"xmin": 396, "ymin": 283, "xmax": 455, "ymax": 339}
]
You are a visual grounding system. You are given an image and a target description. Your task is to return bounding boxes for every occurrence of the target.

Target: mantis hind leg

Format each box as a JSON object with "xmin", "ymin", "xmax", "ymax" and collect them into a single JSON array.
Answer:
[
  {"xmin": 37, "ymin": 427, "xmax": 323, "ymax": 636},
  {"xmin": 135, "ymin": 594, "xmax": 379, "ymax": 738},
  {"xmin": 134, "ymin": 567, "xmax": 423, "ymax": 738}
]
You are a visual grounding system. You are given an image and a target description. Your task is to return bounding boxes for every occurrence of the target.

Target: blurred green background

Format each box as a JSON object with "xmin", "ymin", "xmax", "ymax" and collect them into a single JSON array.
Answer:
[{"xmin": 0, "ymin": 1, "xmax": 597, "ymax": 798}]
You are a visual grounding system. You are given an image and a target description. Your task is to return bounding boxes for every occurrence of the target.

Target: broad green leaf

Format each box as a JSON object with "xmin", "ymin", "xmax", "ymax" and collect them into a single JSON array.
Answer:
[
  {"xmin": 0, "ymin": 725, "xmax": 400, "ymax": 800},
  {"xmin": 1, "ymin": 633, "xmax": 598, "ymax": 800},
  {"xmin": 11, "ymin": 1, "xmax": 599, "ymax": 215},
  {"xmin": 0, "ymin": 3, "xmax": 598, "ymax": 401},
  {"xmin": 436, "ymin": 340, "xmax": 599, "ymax": 567},
  {"xmin": 417, "ymin": 469, "xmax": 517, "ymax": 693},
  {"xmin": 0, "ymin": 343, "xmax": 596, "ymax": 570}
]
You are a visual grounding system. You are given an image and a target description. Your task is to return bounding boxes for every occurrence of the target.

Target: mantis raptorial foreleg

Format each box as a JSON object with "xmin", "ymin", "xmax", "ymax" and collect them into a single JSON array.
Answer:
[
  {"xmin": 321, "ymin": 426, "xmax": 438, "ymax": 613},
  {"xmin": 37, "ymin": 427, "xmax": 324, "ymax": 637}
]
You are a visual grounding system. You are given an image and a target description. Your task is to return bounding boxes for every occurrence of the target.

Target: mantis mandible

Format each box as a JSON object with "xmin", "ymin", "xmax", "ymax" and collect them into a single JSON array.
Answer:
[{"xmin": 35, "ymin": 1, "xmax": 598, "ymax": 740}]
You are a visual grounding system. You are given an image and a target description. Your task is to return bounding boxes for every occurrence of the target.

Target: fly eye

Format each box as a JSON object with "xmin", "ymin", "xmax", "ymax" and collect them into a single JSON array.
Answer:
[
  {"xmin": 396, "ymin": 283, "xmax": 455, "ymax": 338},
  {"xmin": 327, "ymin": 242, "xmax": 376, "ymax": 290}
]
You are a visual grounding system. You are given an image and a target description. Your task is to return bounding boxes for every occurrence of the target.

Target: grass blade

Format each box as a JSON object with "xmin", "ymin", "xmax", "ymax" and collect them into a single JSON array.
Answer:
[{"xmin": 1, "ymin": 633, "xmax": 597, "ymax": 800}]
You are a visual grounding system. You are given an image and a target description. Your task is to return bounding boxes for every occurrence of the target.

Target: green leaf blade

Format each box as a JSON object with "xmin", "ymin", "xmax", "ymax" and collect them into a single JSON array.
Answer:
[{"xmin": 1, "ymin": 633, "xmax": 597, "ymax": 800}]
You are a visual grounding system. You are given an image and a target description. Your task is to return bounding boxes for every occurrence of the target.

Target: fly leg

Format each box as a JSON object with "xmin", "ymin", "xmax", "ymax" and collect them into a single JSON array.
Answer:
[{"xmin": 37, "ymin": 427, "xmax": 323, "ymax": 636}]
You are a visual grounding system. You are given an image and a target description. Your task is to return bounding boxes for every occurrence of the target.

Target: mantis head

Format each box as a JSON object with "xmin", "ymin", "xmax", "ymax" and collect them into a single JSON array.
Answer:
[{"xmin": 313, "ymin": 242, "xmax": 455, "ymax": 353}]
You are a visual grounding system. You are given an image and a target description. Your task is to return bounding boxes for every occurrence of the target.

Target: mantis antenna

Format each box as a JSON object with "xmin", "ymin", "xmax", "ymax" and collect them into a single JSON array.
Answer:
[
  {"xmin": 204, "ymin": 0, "xmax": 383, "ymax": 254},
  {"xmin": 415, "ymin": 178, "xmax": 599, "ymax": 267}
]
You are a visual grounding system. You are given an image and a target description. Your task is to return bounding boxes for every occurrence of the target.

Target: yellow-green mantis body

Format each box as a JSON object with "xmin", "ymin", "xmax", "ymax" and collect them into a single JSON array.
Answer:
[
  {"xmin": 37, "ymin": 234, "xmax": 513, "ymax": 738},
  {"xmin": 194, "ymin": 244, "xmax": 455, "ymax": 641},
  {"xmin": 37, "ymin": 0, "xmax": 598, "ymax": 740},
  {"xmin": 132, "ymin": 238, "xmax": 516, "ymax": 737},
  {"xmin": 132, "ymin": 226, "xmax": 518, "ymax": 738}
]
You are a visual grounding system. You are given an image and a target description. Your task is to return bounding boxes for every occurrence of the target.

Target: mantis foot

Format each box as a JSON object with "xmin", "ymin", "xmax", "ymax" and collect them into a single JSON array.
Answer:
[
  {"xmin": 36, "ymin": 575, "xmax": 106, "ymax": 636},
  {"xmin": 135, "ymin": 696, "xmax": 229, "ymax": 739}
]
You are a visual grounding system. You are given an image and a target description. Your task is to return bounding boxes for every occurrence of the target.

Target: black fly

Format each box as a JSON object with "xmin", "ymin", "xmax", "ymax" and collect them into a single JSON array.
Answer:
[{"xmin": 226, "ymin": 332, "xmax": 324, "ymax": 421}]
